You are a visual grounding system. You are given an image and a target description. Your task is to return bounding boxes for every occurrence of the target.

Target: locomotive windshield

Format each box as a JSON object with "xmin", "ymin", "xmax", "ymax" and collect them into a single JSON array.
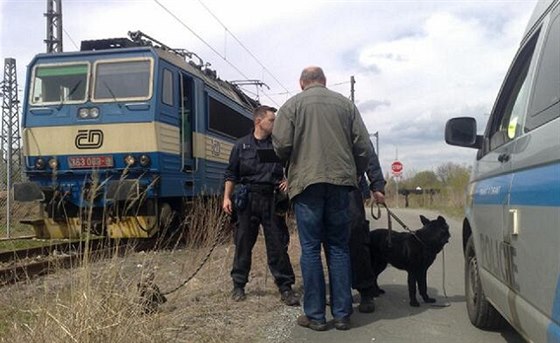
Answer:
[
  {"xmin": 30, "ymin": 63, "xmax": 89, "ymax": 105},
  {"xmin": 93, "ymin": 59, "xmax": 153, "ymax": 102}
]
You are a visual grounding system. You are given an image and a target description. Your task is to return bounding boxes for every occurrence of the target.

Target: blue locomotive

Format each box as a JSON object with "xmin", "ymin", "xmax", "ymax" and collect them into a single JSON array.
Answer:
[{"xmin": 14, "ymin": 31, "xmax": 257, "ymax": 239}]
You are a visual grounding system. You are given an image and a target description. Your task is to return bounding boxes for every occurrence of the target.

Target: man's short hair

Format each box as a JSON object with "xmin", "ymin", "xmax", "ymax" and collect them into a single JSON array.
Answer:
[
  {"xmin": 253, "ymin": 105, "xmax": 277, "ymax": 121},
  {"xmin": 300, "ymin": 67, "xmax": 326, "ymax": 85}
]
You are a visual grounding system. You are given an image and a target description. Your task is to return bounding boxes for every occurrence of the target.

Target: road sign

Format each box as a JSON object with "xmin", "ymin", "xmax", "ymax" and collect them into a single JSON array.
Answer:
[{"xmin": 391, "ymin": 160, "xmax": 403, "ymax": 175}]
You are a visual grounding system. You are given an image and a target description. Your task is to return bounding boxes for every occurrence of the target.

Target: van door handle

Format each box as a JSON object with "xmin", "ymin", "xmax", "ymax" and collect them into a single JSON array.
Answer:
[
  {"xmin": 498, "ymin": 153, "xmax": 510, "ymax": 163},
  {"xmin": 509, "ymin": 209, "xmax": 519, "ymax": 235}
]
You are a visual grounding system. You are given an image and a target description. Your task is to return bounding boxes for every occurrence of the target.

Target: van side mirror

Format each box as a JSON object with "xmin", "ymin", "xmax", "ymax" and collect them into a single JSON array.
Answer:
[{"xmin": 445, "ymin": 117, "xmax": 483, "ymax": 149}]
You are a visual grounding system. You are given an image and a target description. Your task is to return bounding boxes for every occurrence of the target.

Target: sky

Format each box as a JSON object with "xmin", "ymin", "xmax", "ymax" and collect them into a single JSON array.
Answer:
[{"xmin": 0, "ymin": 0, "xmax": 539, "ymax": 178}]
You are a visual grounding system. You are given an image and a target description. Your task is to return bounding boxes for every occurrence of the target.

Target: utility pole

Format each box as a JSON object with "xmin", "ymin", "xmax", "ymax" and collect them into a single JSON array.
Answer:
[
  {"xmin": 1, "ymin": 58, "xmax": 22, "ymax": 238},
  {"xmin": 45, "ymin": 0, "xmax": 63, "ymax": 53}
]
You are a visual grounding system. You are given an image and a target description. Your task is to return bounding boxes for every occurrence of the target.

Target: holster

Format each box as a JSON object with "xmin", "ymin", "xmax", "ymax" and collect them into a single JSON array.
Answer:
[
  {"xmin": 233, "ymin": 185, "xmax": 249, "ymax": 211},
  {"xmin": 274, "ymin": 188, "xmax": 289, "ymax": 215}
]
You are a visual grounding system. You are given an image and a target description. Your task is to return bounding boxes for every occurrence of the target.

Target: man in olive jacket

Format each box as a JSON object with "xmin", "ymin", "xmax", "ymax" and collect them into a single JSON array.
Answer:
[{"xmin": 272, "ymin": 66, "xmax": 372, "ymax": 331}]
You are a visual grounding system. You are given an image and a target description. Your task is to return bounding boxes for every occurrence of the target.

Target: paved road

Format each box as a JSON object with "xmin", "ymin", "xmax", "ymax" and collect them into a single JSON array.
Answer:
[{"xmin": 286, "ymin": 208, "xmax": 525, "ymax": 343}]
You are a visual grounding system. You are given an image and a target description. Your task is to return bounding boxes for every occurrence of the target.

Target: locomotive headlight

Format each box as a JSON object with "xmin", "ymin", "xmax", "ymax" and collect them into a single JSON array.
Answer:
[
  {"xmin": 48, "ymin": 158, "xmax": 59, "ymax": 169},
  {"xmin": 77, "ymin": 107, "xmax": 100, "ymax": 119},
  {"xmin": 139, "ymin": 154, "xmax": 151, "ymax": 167},
  {"xmin": 124, "ymin": 155, "xmax": 136, "ymax": 166},
  {"xmin": 89, "ymin": 107, "xmax": 100, "ymax": 118},
  {"xmin": 35, "ymin": 157, "xmax": 46, "ymax": 170},
  {"xmin": 78, "ymin": 108, "xmax": 89, "ymax": 119}
]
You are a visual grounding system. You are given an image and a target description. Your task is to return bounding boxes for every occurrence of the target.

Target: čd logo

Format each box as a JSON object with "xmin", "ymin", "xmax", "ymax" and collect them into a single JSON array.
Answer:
[{"xmin": 75, "ymin": 129, "xmax": 104, "ymax": 149}]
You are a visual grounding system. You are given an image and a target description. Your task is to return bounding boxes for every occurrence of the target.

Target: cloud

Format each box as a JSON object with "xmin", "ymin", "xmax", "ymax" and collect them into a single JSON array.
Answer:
[
  {"xmin": 358, "ymin": 99, "xmax": 391, "ymax": 112},
  {"xmin": 351, "ymin": 5, "xmax": 534, "ymax": 171},
  {"xmin": 0, "ymin": 0, "xmax": 537, "ymax": 174}
]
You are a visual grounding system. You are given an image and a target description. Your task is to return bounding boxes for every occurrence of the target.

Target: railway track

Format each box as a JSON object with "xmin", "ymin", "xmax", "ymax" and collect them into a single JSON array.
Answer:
[{"xmin": 0, "ymin": 238, "xmax": 159, "ymax": 287}]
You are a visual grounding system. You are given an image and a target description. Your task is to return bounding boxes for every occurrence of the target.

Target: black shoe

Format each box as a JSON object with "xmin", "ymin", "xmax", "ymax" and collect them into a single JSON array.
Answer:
[
  {"xmin": 358, "ymin": 293, "xmax": 375, "ymax": 313},
  {"xmin": 333, "ymin": 317, "xmax": 351, "ymax": 330},
  {"xmin": 297, "ymin": 315, "xmax": 328, "ymax": 331},
  {"xmin": 231, "ymin": 287, "xmax": 246, "ymax": 302},
  {"xmin": 280, "ymin": 289, "xmax": 300, "ymax": 306}
]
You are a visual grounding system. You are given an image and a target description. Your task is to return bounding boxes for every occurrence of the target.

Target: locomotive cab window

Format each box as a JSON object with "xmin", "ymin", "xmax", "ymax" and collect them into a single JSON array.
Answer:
[
  {"xmin": 30, "ymin": 63, "xmax": 89, "ymax": 105},
  {"xmin": 162, "ymin": 68, "xmax": 174, "ymax": 106},
  {"xmin": 92, "ymin": 58, "xmax": 153, "ymax": 102},
  {"xmin": 208, "ymin": 96, "xmax": 252, "ymax": 139}
]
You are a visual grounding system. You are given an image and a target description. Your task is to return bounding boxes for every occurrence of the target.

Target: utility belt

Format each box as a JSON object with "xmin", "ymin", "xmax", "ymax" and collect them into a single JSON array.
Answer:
[
  {"xmin": 234, "ymin": 183, "xmax": 288, "ymax": 215},
  {"xmin": 246, "ymin": 183, "xmax": 275, "ymax": 195}
]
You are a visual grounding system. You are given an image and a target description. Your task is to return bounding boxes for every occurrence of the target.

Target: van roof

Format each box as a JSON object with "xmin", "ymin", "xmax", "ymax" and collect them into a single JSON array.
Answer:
[{"xmin": 523, "ymin": 0, "xmax": 558, "ymax": 39}]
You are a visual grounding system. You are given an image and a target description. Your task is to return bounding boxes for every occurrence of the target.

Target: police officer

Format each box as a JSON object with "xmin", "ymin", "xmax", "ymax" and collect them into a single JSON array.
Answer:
[
  {"xmin": 349, "ymin": 140, "xmax": 385, "ymax": 313},
  {"xmin": 222, "ymin": 105, "xmax": 299, "ymax": 306}
]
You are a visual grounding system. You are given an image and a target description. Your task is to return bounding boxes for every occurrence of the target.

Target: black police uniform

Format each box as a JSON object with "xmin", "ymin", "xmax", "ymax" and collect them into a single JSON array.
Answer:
[
  {"xmin": 224, "ymin": 132, "xmax": 296, "ymax": 293},
  {"xmin": 348, "ymin": 141, "xmax": 385, "ymax": 296}
]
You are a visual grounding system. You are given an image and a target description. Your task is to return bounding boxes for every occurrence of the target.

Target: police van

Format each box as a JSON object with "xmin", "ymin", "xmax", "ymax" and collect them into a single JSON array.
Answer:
[{"xmin": 444, "ymin": 0, "xmax": 559, "ymax": 342}]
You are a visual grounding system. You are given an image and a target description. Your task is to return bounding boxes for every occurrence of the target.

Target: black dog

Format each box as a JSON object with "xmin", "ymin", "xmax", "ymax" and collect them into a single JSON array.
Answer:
[{"xmin": 368, "ymin": 215, "xmax": 450, "ymax": 307}]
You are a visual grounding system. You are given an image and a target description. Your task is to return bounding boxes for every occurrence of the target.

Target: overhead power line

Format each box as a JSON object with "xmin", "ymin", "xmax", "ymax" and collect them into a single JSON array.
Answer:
[
  {"xmin": 196, "ymin": 0, "xmax": 291, "ymax": 96},
  {"xmin": 153, "ymin": 0, "xmax": 280, "ymax": 107},
  {"xmin": 153, "ymin": 0, "xmax": 246, "ymax": 77},
  {"xmin": 63, "ymin": 27, "xmax": 80, "ymax": 50}
]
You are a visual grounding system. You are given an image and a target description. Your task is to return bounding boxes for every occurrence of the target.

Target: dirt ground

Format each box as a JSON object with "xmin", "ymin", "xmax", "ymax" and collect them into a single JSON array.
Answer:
[{"xmin": 0, "ymin": 224, "xmax": 305, "ymax": 343}]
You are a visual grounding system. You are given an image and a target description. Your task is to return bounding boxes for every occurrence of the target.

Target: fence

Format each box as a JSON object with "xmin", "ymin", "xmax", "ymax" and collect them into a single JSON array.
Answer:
[{"xmin": 0, "ymin": 160, "xmax": 35, "ymax": 239}]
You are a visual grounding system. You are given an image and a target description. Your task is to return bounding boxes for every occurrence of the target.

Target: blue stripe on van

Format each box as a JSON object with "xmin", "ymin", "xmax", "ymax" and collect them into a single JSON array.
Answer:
[
  {"xmin": 509, "ymin": 163, "xmax": 560, "ymax": 207},
  {"xmin": 473, "ymin": 162, "xmax": 560, "ymax": 207},
  {"xmin": 548, "ymin": 275, "xmax": 560, "ymax": 343},
  {"xmin": 473, "ymin": 174, "xmax": 512, "ymax": 205}
]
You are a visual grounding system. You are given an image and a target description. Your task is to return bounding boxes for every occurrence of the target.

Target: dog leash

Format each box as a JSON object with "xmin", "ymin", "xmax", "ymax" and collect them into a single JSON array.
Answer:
[
  {"xmin": 370, "ymin": 202, "xmax": 421, "ymax": 247},
  {"xmin": 370, "ymin": 202, "xmax": 413, "ymax": 231},
  {"xmin": 138, "ymin": 214, "xmax": 229, "ymax": 314},
  {"xmin": 162, "ymin": 214, "xmax": 229, "ymax": 296}
]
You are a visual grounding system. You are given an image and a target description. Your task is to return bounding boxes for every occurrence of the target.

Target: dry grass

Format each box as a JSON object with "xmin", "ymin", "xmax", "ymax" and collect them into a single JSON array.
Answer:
[
  {"xmin": 0, "ymin": 198, "xmax": 303, "ymax": 343},
  {"xmin": 381, "ymin": 189, "xmax": 466, "ymax": 220}
]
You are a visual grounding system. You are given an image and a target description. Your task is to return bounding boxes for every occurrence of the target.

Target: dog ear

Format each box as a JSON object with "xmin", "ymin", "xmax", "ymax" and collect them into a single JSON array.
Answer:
[
  {"xmin": 420, "ymin": 215, "xmax": 429, "ymax": 225},
  {"xmin": 437, "ymin": 216, "xmax": 446, "ymax": 223}
]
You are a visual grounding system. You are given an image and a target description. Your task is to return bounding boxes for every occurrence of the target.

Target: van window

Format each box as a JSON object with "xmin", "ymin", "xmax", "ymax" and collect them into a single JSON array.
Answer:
[
  {"xmin": 526, "ymin": 13, "xmax": 560, "ymax": 131},
  {"xmin": 487, "ymin": 29, "xmax": 541, "ymax": 151}
]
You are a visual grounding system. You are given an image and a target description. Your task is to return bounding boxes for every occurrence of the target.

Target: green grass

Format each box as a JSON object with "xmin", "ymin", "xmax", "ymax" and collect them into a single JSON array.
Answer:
[{"xmin": 0, "ymin": 224, "xmax": 35, "ymax": 237}]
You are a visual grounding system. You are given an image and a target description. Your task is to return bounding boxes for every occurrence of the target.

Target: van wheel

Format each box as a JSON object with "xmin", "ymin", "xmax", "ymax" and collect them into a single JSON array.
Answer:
[{"xmin": 465, "ymin": 236, "xmax": 506, "ymax": 329}]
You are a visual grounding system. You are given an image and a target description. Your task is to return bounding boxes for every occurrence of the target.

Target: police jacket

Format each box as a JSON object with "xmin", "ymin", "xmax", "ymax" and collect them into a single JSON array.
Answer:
[
  {"xmin": 366, "ymin": 140, "xmax": 385, "ymax": 193},
  {"xmin": 224, "ymin": 132, "xmax": 284, "ymax": 187},
  {"xmin": 359, "ymin": 140, "xmax": 386, "ymax": 198},
  {"xmin": 272, "ymin": 84, "xmax": 373, "ymax": 199}
]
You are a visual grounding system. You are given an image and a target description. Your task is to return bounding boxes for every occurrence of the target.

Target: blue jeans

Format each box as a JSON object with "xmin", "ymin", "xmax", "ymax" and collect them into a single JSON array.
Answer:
[{"xmin": 293, "ymin": 183, "xmax": 353, "ymax": 322}]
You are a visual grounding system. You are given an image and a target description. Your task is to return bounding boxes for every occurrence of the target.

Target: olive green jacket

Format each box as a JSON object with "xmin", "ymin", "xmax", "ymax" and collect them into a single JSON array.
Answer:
[{"xmin": 272, "ymin": 84, "xmax": 373, "ymax": 199}]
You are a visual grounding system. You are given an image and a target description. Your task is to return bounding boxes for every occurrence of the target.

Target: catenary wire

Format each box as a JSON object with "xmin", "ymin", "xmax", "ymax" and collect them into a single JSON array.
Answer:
[
  {"xmin": 63, "ymin": 28, "xmax": 80, "ymax": 51},
  {"xmin": 153, "ymin": 0, "xmax": 280, "ymax": 107},
  {"xmin": 196, "ymin": 0, "xmax": 292, "ymax": 97}
]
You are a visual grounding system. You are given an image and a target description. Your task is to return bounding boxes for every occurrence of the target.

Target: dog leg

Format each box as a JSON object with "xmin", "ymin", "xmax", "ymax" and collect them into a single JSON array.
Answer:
[
  {"xmin": 371, "ymin": 260, "xmax": 388, "ymax": 296},
  {"xmin": 418, "ymin": 269, "xmax": 436, "ymax": 303},
  {"xmin": 371, "ymin": 275, "xmax": 385, "ymax": 296},
  {"xmin": 407, "ymin": 272, "xmax": 420, "ymax": 307}
]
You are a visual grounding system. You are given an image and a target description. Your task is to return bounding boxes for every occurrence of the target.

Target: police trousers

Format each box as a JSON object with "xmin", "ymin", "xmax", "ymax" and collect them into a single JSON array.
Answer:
[
  {"xmin": 348, "ymin": 187, "xmax": 376, "ymax": 295},
  {"xmin": 231, "ymin": 190, "xmax": 296, "ymax": 292}
]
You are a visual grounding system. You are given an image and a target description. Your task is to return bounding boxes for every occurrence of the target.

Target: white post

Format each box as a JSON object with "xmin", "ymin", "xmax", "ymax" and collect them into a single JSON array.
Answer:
[
  {"xmin": 395, "ymin": 146, "xmax": 399, "ymax": 208},
  {"xmin": 395, "ymin": 175, "xmax": 399, "ymax": 208}
]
